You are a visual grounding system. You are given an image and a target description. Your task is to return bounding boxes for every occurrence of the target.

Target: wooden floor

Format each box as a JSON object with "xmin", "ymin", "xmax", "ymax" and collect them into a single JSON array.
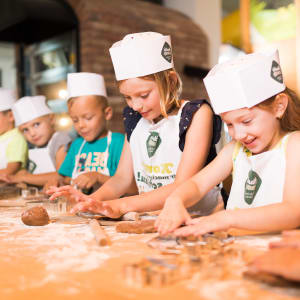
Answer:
[{"xmin": 0, "ymin": 203, "xmax": 299, "ymax": 300}]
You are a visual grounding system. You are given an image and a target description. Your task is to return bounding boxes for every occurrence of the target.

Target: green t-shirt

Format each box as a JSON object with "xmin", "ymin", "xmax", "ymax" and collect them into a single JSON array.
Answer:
[{"xmin": 0, "ymin": 128, "xmax": 28, "ymax": 168}]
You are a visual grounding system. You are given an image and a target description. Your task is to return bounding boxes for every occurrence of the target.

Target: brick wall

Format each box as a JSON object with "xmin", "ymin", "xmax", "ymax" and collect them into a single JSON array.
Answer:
[{"xmin": 66, "ymin": 0, "xmax": 209, "ymax": 132}]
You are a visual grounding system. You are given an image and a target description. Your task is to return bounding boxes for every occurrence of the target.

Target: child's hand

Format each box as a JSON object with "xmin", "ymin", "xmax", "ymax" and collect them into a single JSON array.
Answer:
[
  {"xmin": 174, "ymin": 210, "xmax": 230, "ymax": 237},
  {"xmin": 155, "ymin": 197, "xmax": 191, "ymax": 235},
  {"xmin": 43, "ymin": 178, "xmax": 60, "ymax": 193},
  {"xmin": 72, "ymin": 172, "xmax": 100, "ymax": 190},
  {"xmin": 0, "ymin": 173, "xmax": 10, "ymax": 183},
  {"xmin": 6, "ymin": 169, "xmax": 27, "ymax": 183},
  {"xmin": 71, "ymin": 199, "xmax": 123, "ymax": 219},
  {"xmin": 46, "ymin": 185, "xmax": 89, "ymax": 203}
]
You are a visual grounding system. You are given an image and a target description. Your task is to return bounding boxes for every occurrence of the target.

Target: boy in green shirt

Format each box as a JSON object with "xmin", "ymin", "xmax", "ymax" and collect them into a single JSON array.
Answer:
[{"xmin": 0, "ymin": 88, "xmax": 27, "ymax": 181}]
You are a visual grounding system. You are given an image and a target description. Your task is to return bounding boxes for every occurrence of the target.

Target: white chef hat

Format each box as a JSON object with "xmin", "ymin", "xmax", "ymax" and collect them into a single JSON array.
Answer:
[
  {"xmin": 67, "ymin": 72, "xmax": 107, "ymax": 100},
  {"xmin": 12, "ymin": 96, "xmax": 53, "ymax": 127},
  {"xmin": 204, "ymin": 48, "xmax": 286, "ymax": 114},
  {"xmin": 0, "ymin": 88, "xmax": 16, "ymax": 112},
  {"xmin": 109, "ymin": 32, "xmax": 174, "ymax": 80}
]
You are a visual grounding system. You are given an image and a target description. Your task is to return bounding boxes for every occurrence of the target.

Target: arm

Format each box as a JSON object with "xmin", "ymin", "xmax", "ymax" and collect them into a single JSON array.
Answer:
[
  {"xmin": 55, "ymin": 145, "xmax": 67, "ymax": 170},
  {"xmin": 0, "ymin": 162, "xmax": 22, "ymax": 176},
  {"xmin": 156, "ymin": 141, "xmax": 234, "ymax": 234},
  {"xmin": 175, "ymin": 132, "xmax": 300, "ymax": 236},
  {"xmin": 9, "ymin": 169, "xmax": 61, "ymax": 187}
]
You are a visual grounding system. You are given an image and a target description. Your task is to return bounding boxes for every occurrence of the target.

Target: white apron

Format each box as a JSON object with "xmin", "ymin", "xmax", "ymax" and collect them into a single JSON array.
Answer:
[
  {"xmin": 28, "ymin": 132, "xmax": 58, "ymax": 174},
  {"xmin": 0, "ymin": 136, "xmax": 13, "ymax": 169},
  {"xmin": 130, "ymin": 104, "xmax": 187, "ymax": 193},
  {"xmin": 130, "ymin": 102, "xmax": 219, "ymax": 215},
  {"xmin": 71, "ymin": 131, "xmax": 112, "ymax": 180},
  {"xmin": 226, "ymin": 134, "xmax": 290, "ymax": 210}
]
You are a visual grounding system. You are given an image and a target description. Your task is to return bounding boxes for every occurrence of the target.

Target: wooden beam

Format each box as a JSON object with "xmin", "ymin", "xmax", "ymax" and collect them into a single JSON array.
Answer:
[
  {"xmin": 296, "ymin": 0, "xmax": 300, "ymax": 95},
  {"xmin": 240, "ymin": 0, "xmax": 252, "ymax": 53}
]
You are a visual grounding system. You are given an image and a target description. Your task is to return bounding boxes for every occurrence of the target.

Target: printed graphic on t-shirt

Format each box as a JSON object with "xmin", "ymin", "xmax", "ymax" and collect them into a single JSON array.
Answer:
[
  {"xmin": 244, "ymin": 170, "xmax": 262, "ymax": 205},
  {"xmin": 161, "ymin": 42, "xmax": 172, "ymax": 63},
  {"xmin": 270, "ymin": 60, "xmax": 283, "ymax": 84},
  {"xmin": 75, "ymin": 152, "xmax": 108, "ymax": 173},
  {"xmin": 146, "ymin": 132, "xmax": 161, "ymax": 158}
]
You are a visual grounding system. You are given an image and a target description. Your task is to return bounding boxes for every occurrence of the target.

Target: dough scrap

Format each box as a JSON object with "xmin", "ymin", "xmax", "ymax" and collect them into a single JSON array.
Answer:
[
  {"xmin": 116, "ymin": 219, "xmax": 156, "ymax": 234},
  {"xmin": 21, "ymin": 206, "xmax": 50, "ymax": 226}
]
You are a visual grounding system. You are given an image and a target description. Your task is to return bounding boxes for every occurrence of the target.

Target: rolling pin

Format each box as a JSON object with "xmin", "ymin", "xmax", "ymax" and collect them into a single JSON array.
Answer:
[{"xmin": 89, "ymin": 219, "xmax": 111, "ymax": 246}]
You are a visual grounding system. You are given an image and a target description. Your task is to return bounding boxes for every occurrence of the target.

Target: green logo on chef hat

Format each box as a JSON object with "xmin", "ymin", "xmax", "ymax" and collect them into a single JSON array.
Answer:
[
  {"xmin": 161, "ymin": 42, "xmax": 172, "ymax": 63},
  {"xmin": 244, "ymin": 170, "xmax": 262, "ymax": 205},
  {"xmin": 270, "ymin": 60, "xmax": 283, "ymax": 84},
  {"xmin": 146, "ymin": 131, "xmax": 161, "ymax": 158}
]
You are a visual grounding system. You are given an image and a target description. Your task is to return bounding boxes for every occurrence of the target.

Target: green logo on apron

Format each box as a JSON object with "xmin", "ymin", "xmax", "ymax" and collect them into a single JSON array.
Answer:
[
  {"xmin": 27, "ymin": 159, "xmax": 37, "ymax": 174},
  {"xmin": 244, "ymin": 170, "xmax": 262, "ymax": 205},
  {"xmin": 146, "ymin": 131, "xmax": 161, "ymax": 158},
  {"xmin": 161, "ymin": 42, "xmax": 172, "ymax": 63}
]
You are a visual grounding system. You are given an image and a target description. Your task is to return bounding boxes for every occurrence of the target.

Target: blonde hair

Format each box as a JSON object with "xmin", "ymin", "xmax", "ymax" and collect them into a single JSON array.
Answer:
[
  {"xmin": 67, "ymin": 95, "xmax": 108, "ymax": 110},
  {"xmin": 258, "ymin": 87, "xmax": 300, "ymax": 132},
  {"xmin": 119, "ymin": 68, "xmax": 183, "ymax": 118}
]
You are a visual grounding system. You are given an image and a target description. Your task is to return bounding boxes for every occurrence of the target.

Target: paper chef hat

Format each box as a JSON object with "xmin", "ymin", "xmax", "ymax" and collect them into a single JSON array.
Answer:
[
  {"xmin": 12, "ymin": 96, "xmax": 52, "ymax": 127},
  {"xmin": 204, "ymin": 49, "xmax": 286, "ymax": 114},
  {"xmin": 67, "ymin": 72, "xmax": 107, "ymax": 100},
  {"xmin": 0, "ymin": 88, "xmax": 16, "ymax": 111},
  {"xmin": 109, "ymin": 32, "xmax": 174, "ymax": 80}
]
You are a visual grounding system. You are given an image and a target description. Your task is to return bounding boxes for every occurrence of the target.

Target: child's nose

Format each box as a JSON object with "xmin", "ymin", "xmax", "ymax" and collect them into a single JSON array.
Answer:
[
  {"xmin": 29, "ymin": 128, "xmax": 36, "ymax": 137},
  {"xmin": 234, "ymin": 127, "xmax": 247, "ymax": 140},
  {"xmin": 131, "ymin": 98, "xmax": 143, "ymax": 111}
]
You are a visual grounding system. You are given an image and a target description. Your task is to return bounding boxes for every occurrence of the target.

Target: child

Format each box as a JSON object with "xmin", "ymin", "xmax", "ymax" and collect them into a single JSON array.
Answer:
[
  {"xmin": 10, "ymin": 95, "xmax": 72, "ymax": 188},
  {"xmin": 48, "ymin": 32, "xmax": 222, "ymax": 217},
  {"xmin": 155, "ymin": 49, "xmax": 300, "ymax": 236},
  {"xmin": 57, "ymin": 72, "xmax": 125, "ymax": 190},
  {"xmin": 0, "ymin": 88, "xmax": 27, "ymax": 181}
]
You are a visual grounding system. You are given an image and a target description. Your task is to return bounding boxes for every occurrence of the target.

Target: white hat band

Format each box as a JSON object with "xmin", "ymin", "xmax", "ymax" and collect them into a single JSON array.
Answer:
[
  {"xmin": 109, "ymin": 32, "xmax": 174, "ymax": 80},
  {"xmin": 67, "ymin": 72, "xmax": 107, "ymax": 100},
  {"xmin": 12, "ymin": 96, "xmax": 52, "ymax": 127},
  {"xmin": 204, "ymin": 49, "xmax": 286, "ymax": 114},
  {"xmin": 0, "ymin": 88, "xmax": 16, "ymax": 111}
]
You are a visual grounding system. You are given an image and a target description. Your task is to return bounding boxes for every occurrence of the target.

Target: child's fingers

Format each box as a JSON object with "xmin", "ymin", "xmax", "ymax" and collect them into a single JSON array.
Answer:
[
  {"xmin": 158, "ymin": 219, "xmax": 174, "ymax": 235},
  {"xmin": 174, "ymin": 224, "xmax": 199, "ymax": 237},
  {"xmin": 49, "ymin": 191, "xmax": 66, "ymax": 201},
  {"xmin": 46, "ymin": 185, "xmax": 73, "ymax": 195},
  {"xmin": 70, "ymin": 202, "xmax": 90, "ymax": 214},
  {"xmin": 186, "ymin": 217, "xmax": 203, "ymax": 225}
]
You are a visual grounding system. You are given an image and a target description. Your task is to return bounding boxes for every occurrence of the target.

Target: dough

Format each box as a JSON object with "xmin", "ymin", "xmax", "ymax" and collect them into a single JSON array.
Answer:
[
  {"xmin": 116, "ymin": 219, "xmax": 156, "ymax": 233},
  {"xmin": 21, "ymin": 206, "xmax": 50, "ymax": 226}
]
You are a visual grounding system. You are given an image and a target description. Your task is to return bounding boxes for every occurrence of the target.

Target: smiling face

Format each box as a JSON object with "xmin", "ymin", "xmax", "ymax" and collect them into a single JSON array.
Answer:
[
  {"xmin": 119, "ymin": 77, "xmax": 162, "ymax": 121},
  {"xmin": 68, "ymin": 95, "xmax": 111, "ymax": 142},
  {"xmin": 221, "ymin": 105, "xmax": 284, "ymax": 154}
]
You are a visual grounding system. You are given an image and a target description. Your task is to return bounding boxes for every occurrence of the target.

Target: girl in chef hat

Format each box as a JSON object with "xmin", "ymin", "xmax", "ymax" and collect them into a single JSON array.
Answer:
[
  {"xmin": 10, "ymin": 96, "xmax": 72, "ymax": 189},
  {"xmin": 0, "ymin": 88, "xmax": 27, "ymax": 181},
  {"xmin": 48, "ymin": 32, "xmax": 223, "ymax": 218},
  {"xmin": 156, "ymin": 49, "xmax": 300, "ymax": 236}
]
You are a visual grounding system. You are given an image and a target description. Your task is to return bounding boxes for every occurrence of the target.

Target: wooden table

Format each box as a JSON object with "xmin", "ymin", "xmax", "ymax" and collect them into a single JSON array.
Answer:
[{"xmin": 0, "ymin": 204, "xmax": 299, "ymax": 300}]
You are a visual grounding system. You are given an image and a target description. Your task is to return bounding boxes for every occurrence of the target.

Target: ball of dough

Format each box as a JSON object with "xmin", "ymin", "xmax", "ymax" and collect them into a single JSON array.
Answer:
[{"xmin": 21, "ymin": 206, "xmax": 50, "ymax": 226}]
